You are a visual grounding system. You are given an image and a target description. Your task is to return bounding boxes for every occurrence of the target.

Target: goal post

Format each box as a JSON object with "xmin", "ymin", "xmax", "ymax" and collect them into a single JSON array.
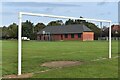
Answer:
[{"xmin": 18, "ymin": 12, "xmax": 112, "ymax": 75}]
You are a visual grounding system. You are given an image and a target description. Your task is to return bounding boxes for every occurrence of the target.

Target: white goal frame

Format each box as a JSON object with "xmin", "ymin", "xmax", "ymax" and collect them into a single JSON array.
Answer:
[{"xmin": 18, "ymin": 12, "xmax": 112, "ymax": 75}]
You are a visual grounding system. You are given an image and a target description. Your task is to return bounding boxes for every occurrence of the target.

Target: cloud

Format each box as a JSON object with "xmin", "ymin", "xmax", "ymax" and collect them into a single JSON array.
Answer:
[
  {"xmin": 2, "ymin": 0, "xmax": 119, "ymax": 2},
  {"xmin": 2, "ymin": 2, "xmax": 82, "ymax": 15},
  {"xmin": 97, "ymin": 0, "xmax": 109, "ymax": 6},
  {"xmin": 107, "ymin": 12, "xmax": 111, "ymax": 15},
  {"xmin": 100, "ymin": 12, "xmax": 111, "ymax": 15},
  {"xmin": 65, "ymin": 10, "xmax": 71, "ymax": 13},
  {"xmin": 45, "ymin": 8, "xmax": 54, "ymax": 12},
  {"xmin": 0, "ymin": 11, "xmax": 16, "ymax": 16},
  {"xmin": 3, "ymin": 2, "xmax": 82, "ymax": 8},
  {"xmin": 97, "ymin": 2, "xmax": 106, "ymax": 5}
]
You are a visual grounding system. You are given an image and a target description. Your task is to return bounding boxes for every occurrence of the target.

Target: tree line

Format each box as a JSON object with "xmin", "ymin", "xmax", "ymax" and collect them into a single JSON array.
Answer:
[{"xmin": 1, "ymin": 18, "xmax": 119, "ymax": 40}]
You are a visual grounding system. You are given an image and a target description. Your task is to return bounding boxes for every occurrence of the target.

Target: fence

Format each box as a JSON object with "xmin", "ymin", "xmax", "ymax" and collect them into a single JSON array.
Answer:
[{"xmin": 98, "ymin": 37, "xmax": 120, "ymax": 40}]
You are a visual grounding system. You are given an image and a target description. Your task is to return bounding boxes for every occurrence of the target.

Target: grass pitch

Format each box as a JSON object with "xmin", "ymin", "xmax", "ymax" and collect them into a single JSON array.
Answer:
[{"xmin": 2, "ymin": 40, "xmax": 118, "ymax": 78}]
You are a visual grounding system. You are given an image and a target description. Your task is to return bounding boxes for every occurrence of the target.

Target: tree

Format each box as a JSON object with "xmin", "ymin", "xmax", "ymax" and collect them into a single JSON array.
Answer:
[
  {"xmin": 0, "ymin": 27, "xmax": 2, "ymax": 39},
  {"xmin": 47, "ymin": 20, "xmax": 64, "ymax": 26},
  {"xmin": 75, "ymin": 17, "xmax": 86, "ymax": 24},
  {"xmin": 22, "ymin": 20, "xmax": 34, "ymax": 39},
  {"xmin": 56, "ymin": 20, "xmax": 64, "ymax": 25},
  {"xmin": 7, "ymin": 23, "xmax": 18, "ymax": 38},
  {"xmin": 102, "ymin": 26, "xmax": 109, "ymax": 37},
  {"xmin": 34, "ymin": 23, "xmax": 46, "ymax": 33},
  {"xmin": 34, "ymin": 23, "xmax": 46, "ymax": 40},
  {"xmin": 65, "ymin": 19, "xmax": 75, "ymax": 25},
  {"xmin": 2, "ymin": 26, "xmax": 8, "ymax": 39},
  {"xmin": 65, "ymin": 17, "xmax": 86, "ymax": 25}
]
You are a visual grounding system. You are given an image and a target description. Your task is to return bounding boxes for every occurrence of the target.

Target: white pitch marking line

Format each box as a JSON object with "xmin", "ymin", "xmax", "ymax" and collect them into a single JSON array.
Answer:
[{"xmin": 91, "ymin": 56, "xmax": 119, "ymax": 62}]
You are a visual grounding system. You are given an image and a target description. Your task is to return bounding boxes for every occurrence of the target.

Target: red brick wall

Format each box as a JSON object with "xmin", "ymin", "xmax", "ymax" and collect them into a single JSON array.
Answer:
[
  {"xmin": 82, "ymin": 32, "xmax": 94, "ymax": 41},
  {"xmin": 37, "ymin": 32, "xmax": 94, "ymax": 41},
  {"xmin": 62, "ymin": 34, "xmax": 82, "ymax": 40},
  {"xmin": 52, "ymin": 34, "xmax": 61, "ymax": 41},
  {"xmin": 112, "ymin": 25, "xmax": 120, "ymax": 31}
]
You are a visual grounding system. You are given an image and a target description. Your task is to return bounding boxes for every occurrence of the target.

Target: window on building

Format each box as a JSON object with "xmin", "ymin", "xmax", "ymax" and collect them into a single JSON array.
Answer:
[
  {"xmin": 71, "ymin": 34, "xmax": 74, "ymax": 38},
  {"xmin": 78, "ymin": 33, "xmax": 82, "ymax": 38},
  {"xmin": 64, "ymin": 34, "xmax": 68, "ymax": 38}
]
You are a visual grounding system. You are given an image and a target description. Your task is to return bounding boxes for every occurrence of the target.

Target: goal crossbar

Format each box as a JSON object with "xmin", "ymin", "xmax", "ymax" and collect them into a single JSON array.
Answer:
[
  {"xmin": 18, "ymin": 12, "xmax": 112, "ymax": 75},
  {"xmin": 20, "ymin": 12, "xmax": 111, "ymax": 22}
]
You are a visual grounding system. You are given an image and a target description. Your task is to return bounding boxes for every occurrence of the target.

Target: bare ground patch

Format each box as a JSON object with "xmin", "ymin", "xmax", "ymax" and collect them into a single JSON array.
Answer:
[
  {"xmin": 2, "ymin": 73, "xmax": 33, "ymax": 79},
  {"xmin": 41, "ymin": 61, "xmax": 82, "ymax": 68},
  {"xmin": 3, "ymin": 61, "xmax": 83, "ymax": 79}
]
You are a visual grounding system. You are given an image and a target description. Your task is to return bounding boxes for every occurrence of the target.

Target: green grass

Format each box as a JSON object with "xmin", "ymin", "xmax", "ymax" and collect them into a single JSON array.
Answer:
[
  {"xmin": 33, "ymin": 58, "xmax": 118, "ymax": 78},
  {"xmin": 2, "ymin": 40, "xmax": 118, "ymax": 78},
  {"xmin": 0, "ymin": 40, "xmax": 2, "ymax": 78}
]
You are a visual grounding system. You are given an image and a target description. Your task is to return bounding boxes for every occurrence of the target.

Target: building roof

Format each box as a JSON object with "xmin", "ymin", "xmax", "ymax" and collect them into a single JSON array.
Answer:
[{"xmin": 37, "ymin": 24, "xmax": 92, "ymax": 34}]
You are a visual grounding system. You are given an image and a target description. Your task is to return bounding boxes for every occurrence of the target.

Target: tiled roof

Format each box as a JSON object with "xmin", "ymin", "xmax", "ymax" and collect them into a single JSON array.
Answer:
[{"xmin": 37, "ymin": 24, "xmax": 92, "ymax": 34}]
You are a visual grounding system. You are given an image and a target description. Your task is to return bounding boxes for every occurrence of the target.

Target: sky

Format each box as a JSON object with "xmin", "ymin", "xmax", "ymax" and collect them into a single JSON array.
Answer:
[
  {"xmin": 1, "ymin": 1, "xmax": 119, "ymax": 27},
  {"xmin": 1, "ymin": 0, "xmax": 119, "ymax": 2}
]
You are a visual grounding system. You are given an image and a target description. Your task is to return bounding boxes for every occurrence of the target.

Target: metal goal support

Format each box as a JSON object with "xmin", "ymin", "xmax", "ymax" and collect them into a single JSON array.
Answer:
[{"xmin": 18, "ymin": 12, "xmax": 112, "ymax": 75}]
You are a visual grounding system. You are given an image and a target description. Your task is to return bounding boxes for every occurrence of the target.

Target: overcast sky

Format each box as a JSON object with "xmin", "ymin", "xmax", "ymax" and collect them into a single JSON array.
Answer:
[{"xmin": 1, "ymin": 2, "xmax": 118, "ymax": 27}]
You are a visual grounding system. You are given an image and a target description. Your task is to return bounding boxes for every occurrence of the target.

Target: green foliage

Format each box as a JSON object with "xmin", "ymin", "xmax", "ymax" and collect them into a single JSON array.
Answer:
[
  {"xmin": 2, "ymin": 19, "xmax": 118, "ymax": 40},
  {"xmin": 2, "ymin": 26, "xmax": 8, "ymax": 39},
  {"xmin": 75, "ymin": 19, "xmax": 86, "ymax": 24},
  {"xmin": 47, "ymin": 20, "xmax": 63, "ymax": 26},
  {"xmin": 65, "ymin": 19, "xmax": 75, "ymax": 25},
  {"xmin": 34, "ymin": 23, "xmax": 46, "ymax": 33},
  {"xmin": 2, "ymin": 23, "xmax": 18, "ymax": 39},
  {"xmin": 1, "ymin": 21, "xmax": 47, "ymax": 40},
  {"xmin": 22, "ymin": 20, "xmax": 34, "ymax": 39},
  {"xmin": 33, "ymin": 23, "xmax": 46, "ymax": 40},
  {"xmin": 0, "ymin": 27, "xmax": 2, "ymax": 39},
  {"xmin": 8, "ymin": 23, "xmax": 18, "ymax": 38}
]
